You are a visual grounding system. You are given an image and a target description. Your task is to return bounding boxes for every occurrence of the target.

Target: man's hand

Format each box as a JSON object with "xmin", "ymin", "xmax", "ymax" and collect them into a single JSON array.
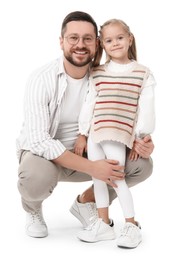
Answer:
[
  {"xmin": 133, "ymin": 135, "xmax": 154, "ymax": 158},
  {"xmin": 91, "ymin": 159, "xmax": 125, "ymax": 188},
  {"xmin": 53, "ymin": 149, "xmax": 125, "ymax": 188}
]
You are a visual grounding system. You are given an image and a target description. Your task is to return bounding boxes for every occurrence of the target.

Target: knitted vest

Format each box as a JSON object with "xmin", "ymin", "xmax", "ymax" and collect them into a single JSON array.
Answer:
[{"xmin": 90, "ymin": 62, "xmax": 150, "ymax": 148}]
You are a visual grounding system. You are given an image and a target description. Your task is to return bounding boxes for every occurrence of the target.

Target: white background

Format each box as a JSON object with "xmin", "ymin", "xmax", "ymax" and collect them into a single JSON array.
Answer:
[{"xmin": 0, "ymin": 0, "xmax": 170, "ymax": 259}]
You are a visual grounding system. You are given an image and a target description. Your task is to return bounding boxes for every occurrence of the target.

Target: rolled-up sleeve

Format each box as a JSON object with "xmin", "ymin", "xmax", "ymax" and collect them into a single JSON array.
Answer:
[{"xmin": 25, "ymin": 72, "xmax": 66, "ymax": 160}]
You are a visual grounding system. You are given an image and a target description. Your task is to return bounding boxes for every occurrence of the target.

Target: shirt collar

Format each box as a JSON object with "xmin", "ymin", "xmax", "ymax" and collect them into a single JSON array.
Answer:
[{"xmin": 56, "ymin": 55, "xmax": 66, "ymax": 76}]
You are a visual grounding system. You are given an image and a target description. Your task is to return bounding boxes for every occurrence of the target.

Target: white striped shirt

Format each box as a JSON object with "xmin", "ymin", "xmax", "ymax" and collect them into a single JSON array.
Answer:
[{"xmin": 16, "ymin": 56, "xmax": 89, "ymax": 160}]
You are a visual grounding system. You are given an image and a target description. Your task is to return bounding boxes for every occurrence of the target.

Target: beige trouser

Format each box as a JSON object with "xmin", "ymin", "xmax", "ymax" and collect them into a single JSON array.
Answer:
[{"xmin": 17, "ymin": 150, "xmax": 153, "ymax": 212}]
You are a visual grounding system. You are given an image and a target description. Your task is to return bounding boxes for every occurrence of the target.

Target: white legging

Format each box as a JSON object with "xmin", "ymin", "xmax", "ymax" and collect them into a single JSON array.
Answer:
[{"xmin": 88, "ymin": 135, "xmax": 135, "ymax": 218}]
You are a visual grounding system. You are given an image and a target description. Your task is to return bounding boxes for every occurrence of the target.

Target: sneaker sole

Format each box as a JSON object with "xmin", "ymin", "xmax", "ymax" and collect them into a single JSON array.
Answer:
[
  {"xmin": 26, "ymin": 226, "xmax": 48, "ymax": 238},
  {"xmin": 70, "ymin": 207, "xmax": 87, "ymax": 228},
  {"xmin": 117, "ymin": 239, "xmax": 142, "ymax": 249},
  {"xmin": 78, "ymin": 234, "xmax": 116, "ymax": 243},
  {"xmin": 26, "ymin": 231, "xmax": 48, "ymax": 238}
]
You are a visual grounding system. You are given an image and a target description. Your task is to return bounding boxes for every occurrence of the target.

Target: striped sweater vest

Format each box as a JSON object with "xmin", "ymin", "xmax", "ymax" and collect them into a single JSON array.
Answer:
[{"xmin": 90, "ymin": 62, "xmax": 150, "ymax": 148}]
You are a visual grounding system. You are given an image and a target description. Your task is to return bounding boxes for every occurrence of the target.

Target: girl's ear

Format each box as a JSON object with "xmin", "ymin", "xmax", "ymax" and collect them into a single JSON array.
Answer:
[{"xmin": 129, "ymin": 34, "xmax": 133, "ymax": 47}]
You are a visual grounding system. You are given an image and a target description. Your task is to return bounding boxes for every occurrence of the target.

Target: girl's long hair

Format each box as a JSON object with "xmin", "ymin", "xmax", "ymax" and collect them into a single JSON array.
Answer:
[{"xmin": 93, "ymin": 18, "xmax": 137, "ymax": 66}]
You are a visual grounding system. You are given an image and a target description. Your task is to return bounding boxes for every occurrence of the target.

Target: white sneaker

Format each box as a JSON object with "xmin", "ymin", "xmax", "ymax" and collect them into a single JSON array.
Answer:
[
  {"xmin": 25, "ymin": 209, "xmax": 48, "ymax": 238},
  {"xmin": 70, "ymin": 196, "xmax": 98, "ymax": 228},
  {"xmin": 116, "ymin": 222, "xmax": 142, "ymax": 248},
  {"xmin": 77, "ymin": 218, "xmax": 115, "ymax": 242}
]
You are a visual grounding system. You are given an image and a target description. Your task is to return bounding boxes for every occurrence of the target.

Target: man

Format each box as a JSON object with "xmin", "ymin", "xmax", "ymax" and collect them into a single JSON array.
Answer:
[{"xmin": 16, "ymin": 11, "xmax": 154, "ymax": 244}]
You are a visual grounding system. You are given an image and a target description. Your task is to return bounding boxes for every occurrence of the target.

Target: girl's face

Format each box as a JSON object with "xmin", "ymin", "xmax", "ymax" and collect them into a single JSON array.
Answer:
[{"xmin": 101, "ymin": 23, "xmax": 133, "ymax": 64}]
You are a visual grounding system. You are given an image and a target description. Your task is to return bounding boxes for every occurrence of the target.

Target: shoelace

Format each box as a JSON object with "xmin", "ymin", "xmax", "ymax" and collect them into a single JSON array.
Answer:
[
  {"xmin": 87, "ymin": 203, "xmax": 98, "ymax": 217},
  {"xmin": 85, "ymin": 217, "xmax": 101, "ymax": 231},
  {"xmin": 120, "ymin": 223, "xmax": 138, "ymax": 237},
  {"xmin": 30, "ymin": 210, "xmax": 45, "ymax": 225}
]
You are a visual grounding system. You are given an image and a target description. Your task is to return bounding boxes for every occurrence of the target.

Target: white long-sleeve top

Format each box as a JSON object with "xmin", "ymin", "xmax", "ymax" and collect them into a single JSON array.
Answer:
[{"xmin": 79, "ymin": 60, "xmax": 156, "ymax": 139}]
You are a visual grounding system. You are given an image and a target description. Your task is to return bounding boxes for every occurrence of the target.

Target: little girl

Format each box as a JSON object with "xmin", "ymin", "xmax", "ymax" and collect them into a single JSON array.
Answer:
[{"xmin": 75, "ymin": 18, "xmax": 156, "ymax": 248}]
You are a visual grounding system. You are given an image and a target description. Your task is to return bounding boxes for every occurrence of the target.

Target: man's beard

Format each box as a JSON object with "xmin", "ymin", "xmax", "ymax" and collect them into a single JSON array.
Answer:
[
  {"xmin": 64, "ymin": 48, "xmax": 94, "ymax": 67},
  {"xmin": 65, "ymin": 56, "xmax": 92, "ymax": 67}
]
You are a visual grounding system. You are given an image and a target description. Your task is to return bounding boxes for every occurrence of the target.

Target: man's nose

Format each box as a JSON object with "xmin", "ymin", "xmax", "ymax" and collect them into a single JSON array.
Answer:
[{"xmin": 76, "ymin": 37, "xmax": 85, "ymax": 46}]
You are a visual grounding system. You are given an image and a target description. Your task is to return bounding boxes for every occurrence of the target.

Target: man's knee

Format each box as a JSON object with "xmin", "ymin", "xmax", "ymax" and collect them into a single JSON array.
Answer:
[
  {"xmin": 17, "ymin": 151, "xmax": 58, "ymax": 201},
  {"xmin": 108, "ymin": 157, "xmax": 153, "ymax": 204},
  {"xmin": 125, "ymin": 157, "xmax": 153, "ymax": 185}
]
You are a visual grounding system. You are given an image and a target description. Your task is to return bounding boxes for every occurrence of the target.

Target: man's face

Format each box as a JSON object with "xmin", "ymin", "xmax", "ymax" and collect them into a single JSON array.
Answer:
[{"xmin": 60, "ymin": 21, "xmax": 98, "ymax": 67}]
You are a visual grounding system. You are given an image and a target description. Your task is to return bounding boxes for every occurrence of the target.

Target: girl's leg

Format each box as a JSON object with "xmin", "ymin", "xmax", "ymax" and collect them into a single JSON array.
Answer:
[
  {"xmin": 87, "ymin": 135, "xmax": 110, "ymax": 223},
  {"xmin": 101, "ymin": 141, "xmax": 135, "ymax": 222}
]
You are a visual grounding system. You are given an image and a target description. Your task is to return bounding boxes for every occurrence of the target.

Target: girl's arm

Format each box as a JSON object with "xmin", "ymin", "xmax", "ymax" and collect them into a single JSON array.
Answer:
[
  {"xmin": 129, "ymin": 72, "xmax": 156, "ymax": 160},
  {"xmin": 135, "ymin": 72, "xmax": 156, "ymax": 137}
]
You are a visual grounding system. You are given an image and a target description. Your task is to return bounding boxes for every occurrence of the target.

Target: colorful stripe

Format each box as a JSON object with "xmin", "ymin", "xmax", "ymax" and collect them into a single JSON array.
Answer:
[
  {"xmin": 94, "ymin": 119, "xmax": 133, "ymax": 128},
  {"xmin": 98, "ymin": 94, "xmax": 139, "ymax": 101},
  {"xmin": 94, "ymin": 126, "xmax": 132, "ymax": 136},
  {"xmin": 96, "ymin": 101, "xmax": 138, "ymax": 107},
  {"xmin": 96, "ymin": 81, "xmax": 141, "ymax": 88},
  {"xmin": 94, "ymin": 113, "xmax": 134, "ymax": 121},
  {"xmin": 99, "ymin": 88, "xmax": 139, "ymax": 94},
  {"xmin": 93, "ymin": 75, "xmax": 144, "ymax": 80},
  {"xmin": 94, "ymin": 107, "xmax": 136, "ymax": 114}
]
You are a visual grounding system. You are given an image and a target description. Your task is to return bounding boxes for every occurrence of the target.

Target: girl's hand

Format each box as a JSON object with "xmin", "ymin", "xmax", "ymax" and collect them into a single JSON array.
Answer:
[
  {"xmin": 129, "ymin": 145, "xmax": 139, "ymax": 161},
  {"xmin": 134, "ymin": 135, "xmax": 154, "ymax": 158},
  {"xmin": 74, "ymin": 135, "xmax": 87, "ymax": 157}
]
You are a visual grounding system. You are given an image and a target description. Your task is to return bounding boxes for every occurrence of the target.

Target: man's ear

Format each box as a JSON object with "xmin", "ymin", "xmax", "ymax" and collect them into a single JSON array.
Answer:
[{"xmin": 59, "ymin": 36, "xmax": 64, "ymax": 50}]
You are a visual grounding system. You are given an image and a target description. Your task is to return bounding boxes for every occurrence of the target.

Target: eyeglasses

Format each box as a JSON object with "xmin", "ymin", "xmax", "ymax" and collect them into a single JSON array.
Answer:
[{"xmin": 64, "ymin": 34, "xmax": 96, "ymax": 45}]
